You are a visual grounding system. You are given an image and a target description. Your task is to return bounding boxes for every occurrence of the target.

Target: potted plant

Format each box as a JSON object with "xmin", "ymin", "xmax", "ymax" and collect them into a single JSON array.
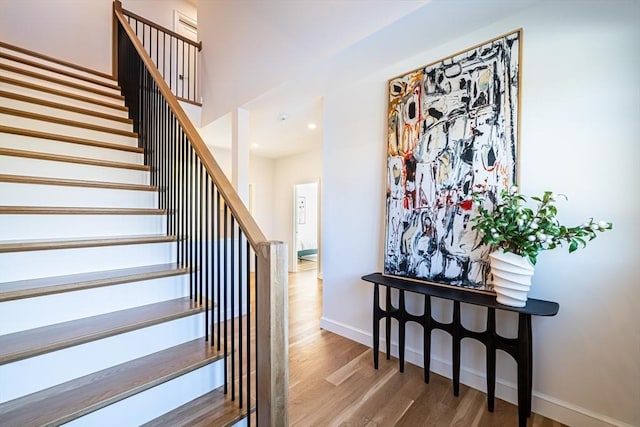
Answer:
[{"xmin": 471, "ymin": 186, "xmax": 612, "ymax": 307}]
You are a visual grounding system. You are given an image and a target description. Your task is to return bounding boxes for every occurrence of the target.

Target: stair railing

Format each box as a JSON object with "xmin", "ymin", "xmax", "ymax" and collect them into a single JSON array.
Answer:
[
  {"xmin": 116, "ymin": 3, "xmax": 202, "ymax": 105},
  {"xmin": 113, "ymin": 2, "xmax": 288, "ymax": 425}
]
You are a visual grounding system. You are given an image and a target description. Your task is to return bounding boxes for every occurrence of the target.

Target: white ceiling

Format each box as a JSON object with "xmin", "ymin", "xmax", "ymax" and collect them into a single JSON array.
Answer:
[{"xmin": 196, "ymin": 0, "xmax": 541, "ymax": 159}]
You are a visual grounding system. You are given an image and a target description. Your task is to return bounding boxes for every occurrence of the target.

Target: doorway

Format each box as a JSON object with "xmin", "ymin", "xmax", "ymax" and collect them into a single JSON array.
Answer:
[{"xmin": 293, "ymin": 181, "xmax": 320, "ymax": 274}]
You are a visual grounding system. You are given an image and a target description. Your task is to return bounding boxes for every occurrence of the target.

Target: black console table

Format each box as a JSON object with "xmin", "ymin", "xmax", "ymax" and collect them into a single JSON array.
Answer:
[{"xmin": 362, "ymin": 273, "xmax": 559, "ymax": 427}]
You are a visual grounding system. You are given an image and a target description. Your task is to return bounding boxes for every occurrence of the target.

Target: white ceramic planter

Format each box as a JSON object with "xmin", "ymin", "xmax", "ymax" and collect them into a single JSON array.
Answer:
[{"xmin": 489, "ymin": 249, "xmax": 535, "ymax": 307}]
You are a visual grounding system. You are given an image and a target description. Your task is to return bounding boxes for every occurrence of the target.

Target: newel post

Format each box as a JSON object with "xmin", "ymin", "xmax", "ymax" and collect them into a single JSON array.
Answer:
[{"xmin": 256, "ymin": 241, "xmax": 288, "ymax": 426}]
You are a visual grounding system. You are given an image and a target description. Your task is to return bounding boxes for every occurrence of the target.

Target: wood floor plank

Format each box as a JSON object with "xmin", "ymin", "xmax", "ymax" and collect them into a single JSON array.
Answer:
[
  {"xmin": 0, "ymin": 297, "xmax": 202, "ymax": 364},
  {"xmin": 0, "ymin": 174, "xmax": 155, "ymax": 191},
  {"xmin": 0, "ymin": 263, "xmax": 188, "ymax": 301},
  {"xmin": 0, "ymin": 338, "xmax": 221, "ymax": 427},
  {"xmin": 142, "ymin": 387, "xmax": 248, "ymax": 427},
  {"xmin": 0, "ymin": 147, "xmax": 148, "ymax": 171},
  {"xmin": 0, "ymin": 234, "xmax": 176, "ymax": 253}
]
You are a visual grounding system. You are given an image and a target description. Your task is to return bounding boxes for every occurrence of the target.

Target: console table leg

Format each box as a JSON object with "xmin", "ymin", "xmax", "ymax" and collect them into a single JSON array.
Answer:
[
  {"xmin": 399, "ymin": 290, "xmax": 406, "ymax": 373},
  {"xmin": 452, "ymin": 300, "xmax": 461, "ymax": 397},
  {"xmin": 517, "ymin": 313, "xmax": 533, "ymax": 427},
  {"xmin": 373, "ymin": 283, "xmax": 380, "ymax": 370},
  {"xmin": 486, "ymin": 308, "xmax": 496, "ymax": 412},
  {"xmin": 385, "ymin": 286, "xmax": 392, "ymax": 360},
  {"xmin": 423, "ymin": 295, "xmax": 431, "ymax": 383}
]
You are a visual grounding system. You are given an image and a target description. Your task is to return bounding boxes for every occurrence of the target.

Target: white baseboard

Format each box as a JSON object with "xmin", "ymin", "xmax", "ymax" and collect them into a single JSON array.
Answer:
[{"xmin": 319, "ymin": 317, "xmax": 630, "ymax": 427}]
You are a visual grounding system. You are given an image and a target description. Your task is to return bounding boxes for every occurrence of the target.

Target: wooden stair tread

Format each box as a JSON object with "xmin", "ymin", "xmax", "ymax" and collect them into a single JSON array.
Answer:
[
  {"xmin": 142, "ymin": 387, "xmax": 250, "ymax": 427},
  {"xmin": 0, "ymin": 51, "xmax": 121, "ymax": 91},
  {"xmin": 0, "ymin": 125, "xmax": 143, "ymax": 153},
  {"xmin": 0, "ymin": 338, "xmax": 222, "ymax": 427},
  {"xmin": 0, "ymin": 90, "xmax": 132, "ymax": 124},
  {"xmin": 0, "ymin": 76, "xmax": 127, "ymax": 112},
  {"xmin": 0, "ymin": 234, "xmax": 176, "ymax": 253},
  {"xmin": 0, "ymin": 206, "xmax": 165, "ymax": 215},
  {"xmin": 0, "ymin": 174, "xmax": 155, "ymax": 191},
  {"xmin": 0, "ymin": 263, "xmax": 189, "ymax": 302},
  {"xmin": 0, "ymin": 147, "xmax": 149, "ymax": 171},
  {"xmin": 0, "ymin": 41, "xmax": 115, "ymax": 81},
  {"xmin": 0, "ymin": 106, "xmax": 137, "ymax": 138},
  {"xmin": 0, "ymin": 297, "xmax": 203, "ymax": 365},
  {"xmin": 0, "ymin": 63, "xmax": 124, "ymax": 101}
]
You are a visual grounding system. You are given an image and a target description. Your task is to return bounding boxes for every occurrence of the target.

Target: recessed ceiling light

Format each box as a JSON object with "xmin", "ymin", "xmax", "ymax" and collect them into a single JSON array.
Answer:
[
  {"xmin": 251, "ymin": 143, "xmax": 260, "ymax": 148},
  {"xmin": 307, "ymin": 123, "xmax": 317, "ymax": 130}
]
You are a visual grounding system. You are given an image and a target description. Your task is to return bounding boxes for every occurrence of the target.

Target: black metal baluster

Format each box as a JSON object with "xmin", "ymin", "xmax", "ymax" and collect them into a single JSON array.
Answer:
[
  {"xmin": 181, "ymin": 40, "xmax": 185, "ymax": 98},
  {"xmin": 223, "ymin": 203, "xmax": 229, "ymax": 393},
  {"xmin": 216, "ymin": 190, "xmax": 222, "ymax": 350},
  {"xmin": 188, "ymin": 144, "xmax": 193, "ymax": 298},
  {"xmin": 187, "ymin": 45, "xmax": 191, "ymax": 101},
  {"xmin": 194, "ymin": 46, "xmax": 198, "ymax": 103},
  {"xmin": 246, "ymin": 240, "xmax": 251, "ymax": 416},
  {"xmin": 238, "ymin": 229, "xmax": 244, "ymax": 408},
  {"xmin": 205, "ymin": 176, "xmax": 210, "ymax": 341},
  {"xmin": 231, "ymin": 216, "xmax": 236, "ymax": 401},
  {"xmin": 181, "ymin": 131, "xmax": 187, "ymax": 268},
  {"xmin": 198, "ymin": 162, "xmax": 204, "ymax": 305}
]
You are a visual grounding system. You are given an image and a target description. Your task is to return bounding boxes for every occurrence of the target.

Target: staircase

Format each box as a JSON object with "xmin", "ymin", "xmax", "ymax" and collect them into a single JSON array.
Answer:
[{"xmin": 0, "ymin": 42, "xmax": 248, "ymax": 426}]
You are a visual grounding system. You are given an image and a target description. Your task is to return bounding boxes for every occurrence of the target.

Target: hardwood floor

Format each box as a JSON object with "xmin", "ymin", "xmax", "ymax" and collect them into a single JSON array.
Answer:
[{"xmin": 288, "ymin": 268, "xmax": 566, "ymax": 427}]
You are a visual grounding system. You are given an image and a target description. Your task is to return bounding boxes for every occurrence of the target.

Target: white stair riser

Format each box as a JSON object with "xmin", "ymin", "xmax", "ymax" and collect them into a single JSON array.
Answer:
[
  {"xmin": 0, "ymin": 241, "xmax": 177, "ymax": 282},
  {"xmin": 0, "ymin": 156, "xmax": 149, "ymax": 184},
  {"xmin": 0, "ymin": 275, "xmax": 190, "ymax": 334},
  {"xmin": 0, "ymin": 214, "xmax": 167, "ymax": 240},
  {"xmin": 0, "ymin": 68, "xmax": 124, "ymax": 106},
  {"xmin": 0, "ymin": 96, "xmax": 132, "ymax": 132},
  {"xmin": 65, "ymin": 360, "xmax": 224, "ymax": 427},
  {"xmin": 0, "ymin": 113, "xmax": 138, "ymax": 146},
  {"xmin": 0, "ymin": 57, "xmax": 121, "ymax": 96},
  {"xmin": 0, "ymin": 183, "xmax": 157, "ymax": 208},
  {"xmin": 0, "ymin": 46, "xmax": 117, "ymax": 86},
  {"xmin": 0, "ymin": 133, "xmax": 142, "ymax": 164},
  {"xmin": 0, "ymin": 312, "xmax": 207, "ymax": 403},
  {"xmin": 0, "ymin": 80, "xmax": 129, "ymax": 118}
]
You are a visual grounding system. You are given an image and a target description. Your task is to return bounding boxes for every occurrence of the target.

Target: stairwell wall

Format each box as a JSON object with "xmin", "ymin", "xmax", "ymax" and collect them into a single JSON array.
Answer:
[
  {"xmin": 0, "ymin": 0, "xmax": 113, "ymax": 74},
  {"xmin": 321, "ymin": 1, "xmax": 640, "ymax": 426},
  {"xmin": 0, "ymin": 0, "xmax": 195, "ymax": 76}
]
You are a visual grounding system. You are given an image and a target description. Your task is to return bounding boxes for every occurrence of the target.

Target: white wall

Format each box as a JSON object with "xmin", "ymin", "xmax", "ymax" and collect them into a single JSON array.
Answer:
[
  {"xmin": 273, "ymin": 149, "xmax": 323, "ymax": 272},
  {"xmin": 321, "ymin": 1, "xmax": 640, "ymax": 426},
  {"xmin": 0, "ymin": 0, "xmax": 196, "ymax": 75},
  {"xmin": 0, "ymin": 0, "xmax": 113, "ymax": 74},
  {"xmin": 249, "ymin": 154, "xmax": 276, "ymax": 240},
  {"xmin": 122, "ymin": 0, "xmax": 196, "ymax": 32},
  {"xmin": 207, "ymin": 146, "xmax": 276, "ymax": 240}
]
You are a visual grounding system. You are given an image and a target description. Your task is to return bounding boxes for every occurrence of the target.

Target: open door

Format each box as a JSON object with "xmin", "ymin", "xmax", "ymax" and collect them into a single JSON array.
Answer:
[{"xmin": 293, "ymin": 181, "xmax": 320, "ymax": 274}]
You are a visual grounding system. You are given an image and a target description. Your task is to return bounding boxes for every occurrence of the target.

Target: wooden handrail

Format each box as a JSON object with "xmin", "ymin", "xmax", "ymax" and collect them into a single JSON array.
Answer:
[
  {"xmin": 113, "ymin": 2, "xmax": 266, "ymax": 249},
  {"xmin": 114, "ymin": 4, "xmax": 288, "ymax": 425},
  {"xmin": 120, "ymin": 6, "xmax": 202, "ymax": 51}
]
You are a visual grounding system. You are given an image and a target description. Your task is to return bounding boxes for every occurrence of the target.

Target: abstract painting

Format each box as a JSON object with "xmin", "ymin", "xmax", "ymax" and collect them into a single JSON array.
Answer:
[{"xmin": 384, "ymin": 30, "xmax": 521, "ymax": 292}]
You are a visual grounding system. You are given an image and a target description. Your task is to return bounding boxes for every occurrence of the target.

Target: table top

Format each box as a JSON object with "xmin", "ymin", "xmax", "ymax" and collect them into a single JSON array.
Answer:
[{"xmin": 362, "ymin": 273, "xmax": 559, "ymax": 316}]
